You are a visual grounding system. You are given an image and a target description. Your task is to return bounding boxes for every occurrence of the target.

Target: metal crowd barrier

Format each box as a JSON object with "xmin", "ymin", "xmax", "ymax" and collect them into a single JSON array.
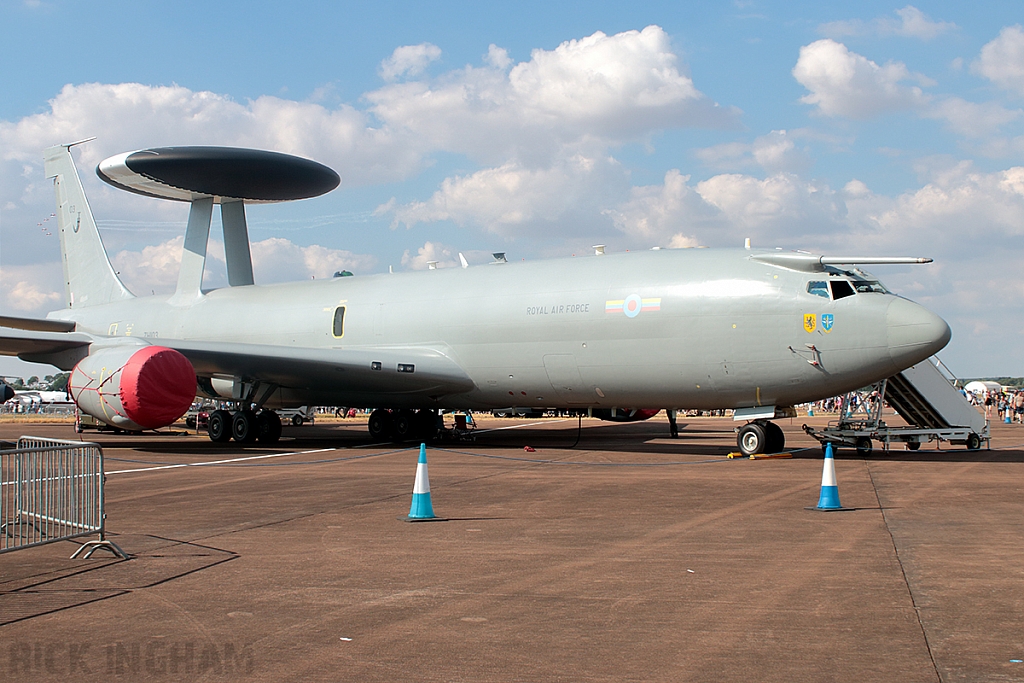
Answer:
[{"xmin": 0, "ymin": 436, "xmax": 126, "ymax": 559}]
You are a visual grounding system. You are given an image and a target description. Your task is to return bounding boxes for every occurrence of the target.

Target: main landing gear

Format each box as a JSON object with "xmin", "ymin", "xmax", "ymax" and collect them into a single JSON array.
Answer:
[
  {"xmin": 368, "ymin": 408, "xmax": 439, "ymax": 442},
  {"xmin": 208, "ymin": 409, "xmax": 282, "ymax": 444},
  {"xmin": 737, "ymin": 420, "xmax": 785, "ymax": 456}
]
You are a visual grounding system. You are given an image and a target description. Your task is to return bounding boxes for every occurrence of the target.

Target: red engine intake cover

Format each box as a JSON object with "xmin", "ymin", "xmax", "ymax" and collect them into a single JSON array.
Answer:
[{"xmin": 119, "ymin": 346, "xmax": 197, "ymax": 429}]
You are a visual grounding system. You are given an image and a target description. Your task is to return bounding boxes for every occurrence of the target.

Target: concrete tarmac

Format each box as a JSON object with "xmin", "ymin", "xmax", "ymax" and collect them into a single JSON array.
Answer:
[{"xmin": 1, "ymin": 414, "xmax": 1023, "ymax": 682}]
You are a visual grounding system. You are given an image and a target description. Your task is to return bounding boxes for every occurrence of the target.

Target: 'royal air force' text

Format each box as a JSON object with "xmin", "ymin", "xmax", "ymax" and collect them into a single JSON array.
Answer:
[{"xmin": 526, "ymin": 303, "xmax": 590, "ymax": 316}]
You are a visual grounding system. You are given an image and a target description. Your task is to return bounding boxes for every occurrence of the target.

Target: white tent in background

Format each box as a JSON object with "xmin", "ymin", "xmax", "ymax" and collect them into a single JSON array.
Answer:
[{"xmin": 963, "ymin": 380, "xmax": 1003, "ymax": 395}]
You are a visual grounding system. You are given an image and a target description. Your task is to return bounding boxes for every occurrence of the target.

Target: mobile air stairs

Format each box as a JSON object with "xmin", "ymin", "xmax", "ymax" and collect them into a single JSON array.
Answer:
[{"xmin": 804, "ymin": 357, "xmax": 989, "ymax": 455}]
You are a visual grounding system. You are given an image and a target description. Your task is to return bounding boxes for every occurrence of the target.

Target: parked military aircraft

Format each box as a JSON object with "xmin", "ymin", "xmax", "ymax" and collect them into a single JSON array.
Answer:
[{"xmin": 0, "ymin": 141, "xmax": 950, "ymax": 454}]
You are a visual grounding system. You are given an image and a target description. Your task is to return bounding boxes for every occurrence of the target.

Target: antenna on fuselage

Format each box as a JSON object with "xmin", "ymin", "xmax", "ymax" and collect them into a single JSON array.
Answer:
[{"xmin": 96, "ymin": 146, "xmax": 340, "ymax": 304}]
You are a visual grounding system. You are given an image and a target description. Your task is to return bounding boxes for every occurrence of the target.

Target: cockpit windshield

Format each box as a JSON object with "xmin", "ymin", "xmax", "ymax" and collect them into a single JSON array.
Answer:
[
  {"xmin": 807, "ymin": 279, "xmax": 891, "ymax": 300},
  {"xmin": 806, "ymin": 281, "xmax": 829, "ymax": 298},
  {"xmin": 853, "ymin": 280, "xmax": 889, "ymax": 294}
]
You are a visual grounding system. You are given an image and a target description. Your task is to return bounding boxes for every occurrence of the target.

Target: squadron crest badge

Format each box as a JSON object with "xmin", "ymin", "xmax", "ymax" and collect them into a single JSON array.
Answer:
[
  {"xmin": 821, "ymin": 313, "xmax": 834, "ymax": 332},
  {"xmin": 804, "ymin": 313, "xmax": 816, "ymax": 333}
]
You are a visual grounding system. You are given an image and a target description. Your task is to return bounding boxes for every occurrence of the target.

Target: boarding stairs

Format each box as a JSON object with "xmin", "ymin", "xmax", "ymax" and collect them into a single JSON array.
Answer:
[
  {"xmin": 884, "ymin": 358, "xmax": 987, "ymax": 435},
  {"xmin": 804, "ymin": 357, "xmax": 989, "ymax": 453}
]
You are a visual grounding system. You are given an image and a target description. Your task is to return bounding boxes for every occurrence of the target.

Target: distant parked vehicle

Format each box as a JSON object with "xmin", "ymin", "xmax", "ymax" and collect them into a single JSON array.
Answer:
[{"xmin": 278, "ymin": 406, "xmax": 314, "ymax": 426}]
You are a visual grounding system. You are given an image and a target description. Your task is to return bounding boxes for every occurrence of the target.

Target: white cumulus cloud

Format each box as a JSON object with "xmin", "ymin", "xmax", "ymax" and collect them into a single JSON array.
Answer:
[
  {"xmin": 366, "ymin": 25, "xmax": 737, "ymax": 165},
  {"xmin": 3, "ymin": 279, "xmax": 62, "ymax": 312},
  {"xmin": 820, "ymin": 6, "xmax": 956, "ymax": 41},
  {"xmin": 972, "ymin": 25, "xmax": 1024, "ymax": 97},
  {"xmin": 604, "ymin": 169, "xmax": 719, "ymax": 242},
  {"xmin": 923, "ymin": 97, "xmax": 1022, "ymax": 138},
  {"xmin": 379, "ymin": 43, "xmax": 442, "ymax": 81},
  {"xmin": 695, "ymin": 130, "xmax": 811, "ymax": 173},
  {"xmin": 400, "ymin": 241, "xmax": 460, "ymax": 270},
  {"xmin": 793, "ymin": 40, "xmax": 929, "ymax": 119},
  {"xmin": 383, "ymin": 154, "xmax": 629, "ymax": 237}
]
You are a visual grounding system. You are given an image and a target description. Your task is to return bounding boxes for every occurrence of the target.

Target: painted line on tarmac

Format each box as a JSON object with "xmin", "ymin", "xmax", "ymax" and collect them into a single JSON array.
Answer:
[
  {"xmin": 474, "ymin": 419, "xmax": 568, "ymax": 434},
  {"xmin": 350, "ymin": 420, "xmax": 569, "ymax": 447},
  {"xmin": 106, "ymin": 448, "xmax": 336, "ymax": 475}
]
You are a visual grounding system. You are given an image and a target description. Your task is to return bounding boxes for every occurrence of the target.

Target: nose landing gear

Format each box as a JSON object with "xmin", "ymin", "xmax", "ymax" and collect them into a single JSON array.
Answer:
[{"xmin": 737, "ymin": 420, "xmax": 785, "ymax": 456}]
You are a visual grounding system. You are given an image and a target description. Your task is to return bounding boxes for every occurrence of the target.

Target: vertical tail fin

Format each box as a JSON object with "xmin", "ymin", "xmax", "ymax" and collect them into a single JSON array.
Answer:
[{"xmin": 44, "ymin": 143, "xmax": 134, "ymax": 308}]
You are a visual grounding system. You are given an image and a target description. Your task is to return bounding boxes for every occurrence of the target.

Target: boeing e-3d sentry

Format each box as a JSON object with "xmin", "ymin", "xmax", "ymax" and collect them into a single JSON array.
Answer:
[{"xmin": 0, "ymin": 141, "xmax": 951, "ymax": 455}]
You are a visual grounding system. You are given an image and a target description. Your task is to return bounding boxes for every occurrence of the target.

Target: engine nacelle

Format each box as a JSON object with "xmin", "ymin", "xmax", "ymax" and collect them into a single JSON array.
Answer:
[
  {"xmin": 591, "ymin": 408, "xmax": 661, "ymax": 422},
  {"xmin": 69, "ymin": 344, "xmax": 196, "ymax": 431}
]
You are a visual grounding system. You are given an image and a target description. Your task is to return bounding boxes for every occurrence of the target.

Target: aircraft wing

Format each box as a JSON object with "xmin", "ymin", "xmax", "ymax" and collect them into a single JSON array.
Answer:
[
  {"xmin": 0, "ymin": 325, "xmax": 92, "ymax": 358},
  {"xmin": 0, "ymin": 322, "xmax": 474, "ymax": 399},
  {"xmin": 160, "ymin": 338, "xmax": 476, "ymax": 398}
]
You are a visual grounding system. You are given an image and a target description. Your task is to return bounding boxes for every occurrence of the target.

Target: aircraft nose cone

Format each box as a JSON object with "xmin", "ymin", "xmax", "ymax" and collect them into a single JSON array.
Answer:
[{"xmin": 886, "ymin": 297, "xmax": 951, "ymax": 370}]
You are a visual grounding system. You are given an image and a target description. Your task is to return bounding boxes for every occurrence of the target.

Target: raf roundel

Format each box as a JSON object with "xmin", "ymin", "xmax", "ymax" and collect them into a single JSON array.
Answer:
[{"xmin": 623, "ymin": 294, "xmax": 642, "ymax": 318}]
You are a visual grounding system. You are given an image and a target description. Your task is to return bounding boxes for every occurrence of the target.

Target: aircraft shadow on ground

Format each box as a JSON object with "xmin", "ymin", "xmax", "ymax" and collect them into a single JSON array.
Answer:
[{"xmin": 824, "ymin": 448, "xmax": 1024, "ymax": 463}]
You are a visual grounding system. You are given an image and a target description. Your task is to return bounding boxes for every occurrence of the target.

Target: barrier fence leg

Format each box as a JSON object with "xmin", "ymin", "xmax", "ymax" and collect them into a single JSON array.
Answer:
[{"xmin": 71, "ymin": 536, "xmax": 129, "ymax": 560}]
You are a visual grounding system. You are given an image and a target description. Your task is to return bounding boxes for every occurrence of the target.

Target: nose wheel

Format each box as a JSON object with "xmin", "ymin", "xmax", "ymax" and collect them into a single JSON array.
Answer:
[{"xmin": 737, "ymin": 421, "xmax": 785, "ymax": 456}]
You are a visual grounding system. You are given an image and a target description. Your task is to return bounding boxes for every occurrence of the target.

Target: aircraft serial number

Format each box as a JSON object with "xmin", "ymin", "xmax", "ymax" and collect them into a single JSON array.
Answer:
[{"xmin": 526, "ymin": 303, "xmax": 590, "ymax": 315}]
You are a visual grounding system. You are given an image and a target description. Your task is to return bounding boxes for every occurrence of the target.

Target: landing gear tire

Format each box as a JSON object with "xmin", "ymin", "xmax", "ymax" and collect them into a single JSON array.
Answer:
[
  {"xmin": 966, "ymin": 433, "xmax": 981, "ymax": 451},
  {"xmin": 414, "ymin": 409, "xmax": 437, "ymax": 442},
  {"xmin": 907, "ymin": 441, "xmax": 921, "ymax": 451},
  {"xmin": 856, "ymin": 436, "xmax": 873, "ymax": 456},
  {"xmin": 368, "ymin": 409, "xmax": 393, "ymax": 441},
  {"xmin": 394, "ymin": 409, "xmax": 415, "ymax": 441},
  {"xmin": 208, "ymin": 409, "xmax": 232, "ymax": 443},
  {"xmin": 738, "ymin": 423, "xmax": 767, "ymax": 456},
  {"xmin": 764, "ymin": 422, "xmax": 785, "ymax": 454},
  {"xmin": 258, "ymin": 411, "xmax": 282, "ymax": 444},
  {"xmin": 232, "ymin": 410, "xmax": 259, "ymax": 443}
]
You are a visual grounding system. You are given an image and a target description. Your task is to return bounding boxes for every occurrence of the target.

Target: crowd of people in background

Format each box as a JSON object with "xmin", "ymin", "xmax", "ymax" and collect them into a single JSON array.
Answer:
[
  {"xmin": 970, "ymin": 389, "xmax": 1024, "ymax": 423},
  {"xmin": 2, "ymin": 381, "xmax": 1022, "ymax": 424}
]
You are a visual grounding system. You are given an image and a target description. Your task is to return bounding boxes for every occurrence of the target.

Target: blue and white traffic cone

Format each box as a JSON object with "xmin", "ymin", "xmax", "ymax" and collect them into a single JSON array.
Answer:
[
  {"xmin": 808, "ymin": 443, "xmax": 852, "ymax": 511},
  {"xmin": 404, "ymin": 443, "xmax": 444, "ymax": 522}
]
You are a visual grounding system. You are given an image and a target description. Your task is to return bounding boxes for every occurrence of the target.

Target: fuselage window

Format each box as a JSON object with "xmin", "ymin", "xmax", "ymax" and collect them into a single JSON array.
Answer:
[
  {"xmin": 807, "ymin": 281, "xmax": 829, "ymax": 298},
  {"xmin": 333, "ymin": 306, "xmax": 346, "ymax": 338},
  {"xmin": 830, "ymin": 280, "xmax": 856, "ymax": 300}
]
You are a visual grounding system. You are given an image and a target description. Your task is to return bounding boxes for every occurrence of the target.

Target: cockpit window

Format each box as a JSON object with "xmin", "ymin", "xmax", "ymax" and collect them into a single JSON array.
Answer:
[
  {"xmin": 830, "ymin": 280, "xmax": 856, "ymax": 300},
  {"xmin": 807, "ymin": 281, "xmax": 829, "ymax": 298},
  {"xmin": 853, "ymin": 280, "xmax": 889, "ymax": 294}
]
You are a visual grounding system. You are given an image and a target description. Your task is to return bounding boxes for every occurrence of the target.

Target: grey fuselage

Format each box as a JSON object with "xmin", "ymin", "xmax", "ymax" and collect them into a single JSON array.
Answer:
[{"xmin": 50, "ymin": 248, "xmax": 950, "ymax": 411}]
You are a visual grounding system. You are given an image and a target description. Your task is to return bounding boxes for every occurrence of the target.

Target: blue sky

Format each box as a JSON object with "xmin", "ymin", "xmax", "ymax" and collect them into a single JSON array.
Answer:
[{"xmin": 1, "ymin": 0, "xmax": 1023, "ymax": 377}]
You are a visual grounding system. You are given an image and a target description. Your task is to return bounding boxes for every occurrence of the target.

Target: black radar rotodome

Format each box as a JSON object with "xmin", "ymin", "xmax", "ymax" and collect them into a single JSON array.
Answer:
[{"xmin": 97, "ymin": 146, "xmax": 340, "ymax": 202}]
